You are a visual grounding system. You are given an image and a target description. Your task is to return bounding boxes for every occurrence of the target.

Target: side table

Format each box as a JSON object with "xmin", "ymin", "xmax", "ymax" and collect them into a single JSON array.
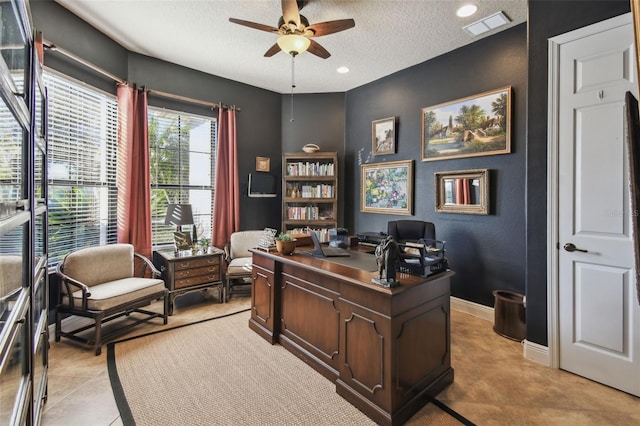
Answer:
[{"xmin": 153, "ymin": 248, "xmax": 224, "ymax": 315}]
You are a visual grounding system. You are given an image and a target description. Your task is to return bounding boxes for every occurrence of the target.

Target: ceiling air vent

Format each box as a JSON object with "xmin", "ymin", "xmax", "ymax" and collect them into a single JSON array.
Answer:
[{"xmin": 464, "ymin": 11, "xmax": 511, "ymax": 37}]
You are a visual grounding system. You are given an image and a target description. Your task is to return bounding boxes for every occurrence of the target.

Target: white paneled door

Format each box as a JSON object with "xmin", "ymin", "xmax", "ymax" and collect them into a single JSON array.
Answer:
[{"xmin": 554, "ymin": 14, "xmax": 640, "ymax": 396}]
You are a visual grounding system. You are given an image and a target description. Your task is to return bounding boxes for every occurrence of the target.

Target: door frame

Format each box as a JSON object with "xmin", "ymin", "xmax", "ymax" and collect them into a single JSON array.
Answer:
[{"xmin": 547, "ymin": 12, "xmax": 632, "ymax": 370}]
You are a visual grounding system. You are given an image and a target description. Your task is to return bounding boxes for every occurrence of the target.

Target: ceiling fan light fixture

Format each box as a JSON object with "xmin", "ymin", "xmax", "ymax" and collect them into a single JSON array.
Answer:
[{"xmin": 277, "ymin": 34, "xmax": 311, "ymax": 55}]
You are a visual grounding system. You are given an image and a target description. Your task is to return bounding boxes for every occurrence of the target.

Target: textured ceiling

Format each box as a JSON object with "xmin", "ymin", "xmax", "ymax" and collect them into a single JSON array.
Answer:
[{"xmin": 54, "ymin": 0, "xmax": 527, "ymax": 94}]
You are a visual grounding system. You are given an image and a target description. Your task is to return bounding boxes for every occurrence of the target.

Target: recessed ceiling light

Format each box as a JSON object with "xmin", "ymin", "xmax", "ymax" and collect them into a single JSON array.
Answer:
[
  {"xmin": 456, "ymin": 4, "xmax": 478, "ymax": 18},
  {"xmin": 337, "ymin": 66, "xmax": 350, "ymax": 74}
]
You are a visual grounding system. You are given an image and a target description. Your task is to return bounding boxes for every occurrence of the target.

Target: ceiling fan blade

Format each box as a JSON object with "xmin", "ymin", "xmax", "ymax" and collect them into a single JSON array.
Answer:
[
  {"xmin": 281, "ymin": 0, "xmax": 301, "ymax": 27},
  {"xmin": 264, "ymin": 43, "xmax": 282, "ymax": 57},
  {"xmin": 306, "ymin": 19, "xmax": 355, "ymax": 37},
  {"xmin": 307, "ymin": 39, "xmax": 331, "ymax": 59},
  {"xmin": 229, "ymin": 18, "xmax": 279, "ymax": 33}
]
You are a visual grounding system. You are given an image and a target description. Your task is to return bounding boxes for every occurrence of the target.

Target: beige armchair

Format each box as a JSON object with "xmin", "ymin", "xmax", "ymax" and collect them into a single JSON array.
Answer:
[
  {"xmin": 55, "ymin": 243, "xmax": 168, "ymax": 355},
  {"xmin": 224, "ymin": 230, "xmax": 263, "ymax": 302}
]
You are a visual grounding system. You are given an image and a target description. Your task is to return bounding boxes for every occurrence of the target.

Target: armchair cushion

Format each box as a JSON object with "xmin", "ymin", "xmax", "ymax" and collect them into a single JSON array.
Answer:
[
  {"xmin": 61, "ymin": 243, "xmax": 135, "ymax": 287},
  {"xmin": 228, "ymin": 230, "xmax": 265, "ymax": 260},
  {"xmin": 227, "ymin": 257, "xmax": 252, "ymax": 277},
  {"xmin": 63, "ymin": 277, "xmax": 165, "ymax": 311},
  {"xmin": 0, "ymin": 255, "xmax": 21, "ymax": 298}
]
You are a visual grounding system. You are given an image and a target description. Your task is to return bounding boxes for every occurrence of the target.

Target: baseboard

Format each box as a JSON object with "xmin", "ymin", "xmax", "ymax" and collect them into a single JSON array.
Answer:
[
  {"xmin": 450, "ymin": 296, "xmax": 551, "ymax": 367},
  {"xmin": 523, "ymin": 339, "xmax": 550, "ymax": 366},
  {"xmin": 450, "ymin": 296, "xmax": 493, "ymax": 322}
]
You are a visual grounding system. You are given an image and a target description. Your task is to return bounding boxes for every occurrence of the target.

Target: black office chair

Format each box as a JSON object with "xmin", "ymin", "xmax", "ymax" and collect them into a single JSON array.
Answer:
[{"xmin": 387, "ymin": 220, "xmax": 436, "ymax": 244}]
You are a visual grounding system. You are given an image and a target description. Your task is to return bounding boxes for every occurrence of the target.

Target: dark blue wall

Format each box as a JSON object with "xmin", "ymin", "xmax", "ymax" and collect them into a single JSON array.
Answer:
[{"xmin": 344, "ymin": 24, "xmax": 527, "ymax": 311}]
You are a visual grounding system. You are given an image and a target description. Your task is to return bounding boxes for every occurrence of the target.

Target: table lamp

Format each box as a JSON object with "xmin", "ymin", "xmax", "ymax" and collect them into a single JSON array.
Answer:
[{"xmin": 164, "ymin": 203, "xmax": 194, "ymax": 231}]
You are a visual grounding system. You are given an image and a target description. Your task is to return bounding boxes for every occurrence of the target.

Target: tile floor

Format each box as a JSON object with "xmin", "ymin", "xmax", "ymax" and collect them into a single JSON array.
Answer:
[{"xmin": 42, "ymin": 291, "xmax": 639, "ymax": 425}]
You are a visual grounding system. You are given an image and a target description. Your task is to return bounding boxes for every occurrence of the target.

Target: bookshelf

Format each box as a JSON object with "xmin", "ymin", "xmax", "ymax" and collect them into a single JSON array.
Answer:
[{"xmin": 282, "ymin": 152, "xmax": 338, "ymax": 242}]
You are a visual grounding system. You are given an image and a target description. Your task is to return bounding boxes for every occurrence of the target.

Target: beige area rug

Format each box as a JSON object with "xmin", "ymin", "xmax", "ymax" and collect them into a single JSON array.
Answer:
[{"xmin": 108, "ymin": 310, "xmax": 469, "ymax": 425}]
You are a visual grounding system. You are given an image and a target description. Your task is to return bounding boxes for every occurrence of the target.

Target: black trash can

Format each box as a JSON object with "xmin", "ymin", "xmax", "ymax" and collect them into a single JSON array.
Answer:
[{"xmin": 492, "ymin": 290, "xmax": 526, "ymax": 341}]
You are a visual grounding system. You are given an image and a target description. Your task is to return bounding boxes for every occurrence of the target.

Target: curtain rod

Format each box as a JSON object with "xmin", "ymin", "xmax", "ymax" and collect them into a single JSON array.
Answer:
[
  {"xmin": 42, "ymin": 39, "xmax": 240, "ymax": 112},
  {"xmin": 147, "ymin": 89, "xmax": 240, "ymax": 112},
  {"xmin": 43, "ymin": 39, "xmax": 126, "ymax": 85}
]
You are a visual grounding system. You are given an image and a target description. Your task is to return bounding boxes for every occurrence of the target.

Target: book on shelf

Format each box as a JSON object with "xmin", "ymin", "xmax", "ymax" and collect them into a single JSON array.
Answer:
[
  {"xmin": 286, "ymin": 227, "xmax": 331, "ymax": 243},
  {"xmin": 286, "ymin": 206, "xmax": 334, "ymax": 220},
  {"xmin": 286, "ymin": 161, "xmax": 335, "ymax": 177},
  {"xmin": 287, "ymin": 183, "xmax": 334, "ymax": 198}
]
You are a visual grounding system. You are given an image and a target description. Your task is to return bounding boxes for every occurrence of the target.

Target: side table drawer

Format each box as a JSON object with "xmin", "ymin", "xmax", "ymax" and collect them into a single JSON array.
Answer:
[
  {"xmin": 175, "ymin": 264, "xmax": 221, "ymax": 280},
  {"xmin": 175, "ymin": 273, "xmax": 221, "ymax": 289},
  {"xmin": 174, "ymin": 256, "xmax": 220, "ymax": 271}
]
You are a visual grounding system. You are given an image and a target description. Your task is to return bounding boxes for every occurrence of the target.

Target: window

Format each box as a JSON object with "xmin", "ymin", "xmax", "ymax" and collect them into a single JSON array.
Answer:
[
  {"xmin": 45, "ymin": 70, "xmax": 118, "ymax": 266},
  {"xmin": 149, "ymin": 107, "xmax": 216, "ymax": 247}
]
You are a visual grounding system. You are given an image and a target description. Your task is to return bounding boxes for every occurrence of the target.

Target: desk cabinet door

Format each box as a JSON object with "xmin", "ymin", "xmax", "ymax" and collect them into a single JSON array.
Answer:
[
  {"xmin": 280, "ymin": 270, "xmax": 340, "ymax": 376},
  {"xmin": 339, "ymin": 299, "xmax": 392, "ymax": 410},
  {"xmin": 251, "ymin": 257, "xmax": 277, "ymax": 341}
]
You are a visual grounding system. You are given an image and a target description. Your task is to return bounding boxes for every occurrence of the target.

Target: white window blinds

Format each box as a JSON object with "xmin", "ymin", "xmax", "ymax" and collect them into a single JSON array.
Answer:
[
  {"xmin": 45, "ymin": 70, "xmax": 118, "ymax": 266},
  {"xmin": 149, "ymin": 107, "xmax": 216, "ymax": 247}
]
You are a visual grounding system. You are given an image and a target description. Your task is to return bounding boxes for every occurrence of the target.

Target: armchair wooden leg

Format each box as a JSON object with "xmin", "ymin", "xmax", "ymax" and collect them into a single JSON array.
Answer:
[
  {"xmin": 94, "ymin": 312, "xmax": 104, "ymax": 356},
  {"xmin": 163, "ymin": 292, "xmax": 169, "ymax": 324},
  {"xmin": 224, "ymin": 278, "xmax": 231, "ymax": 303},
  {"xmin": 55, "ymin": 308, "xmax": 62, "ymax": 342}
]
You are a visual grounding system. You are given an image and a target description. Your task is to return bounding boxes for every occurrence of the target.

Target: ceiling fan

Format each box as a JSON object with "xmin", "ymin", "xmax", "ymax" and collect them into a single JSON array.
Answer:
[{"xmin": 229, "ymin": 0, "xmax": 355, "ymax": 58}]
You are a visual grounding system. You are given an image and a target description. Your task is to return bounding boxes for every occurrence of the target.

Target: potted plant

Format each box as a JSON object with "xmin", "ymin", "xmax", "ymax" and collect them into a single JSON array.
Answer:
[
  {"xmin": 199, "ymin": 237, "xmax": 211, "ymax": 253},
  {"xmin": 275, "ymin": 232, "xmax": 297, "ymax": 255}
]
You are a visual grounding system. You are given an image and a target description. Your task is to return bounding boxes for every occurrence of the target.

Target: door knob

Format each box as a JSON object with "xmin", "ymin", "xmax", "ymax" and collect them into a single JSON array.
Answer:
[{"xmin": 563, "ymin": 243, "xmax": 588, "ymax": 253}]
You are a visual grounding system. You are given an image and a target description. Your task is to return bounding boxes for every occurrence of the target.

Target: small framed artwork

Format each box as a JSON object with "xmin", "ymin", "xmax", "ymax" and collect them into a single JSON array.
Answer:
[
  {"xmin": 173, "ymin": 231, "xmax": 192, "ymax": 250},
  {"xmin": 372, "ymin": 116, "xmax": 396, "ymax": 156},
  {"xmin": 421, "ymin": 86, "xmax": 511, "ymax": 161},
  {"xmin": 256, "ymin": 156, "xmax": 270, "ymax": 172},
  {"xmin": 361, "ymin": 160, "xmax": 413, "ymax": 215}
]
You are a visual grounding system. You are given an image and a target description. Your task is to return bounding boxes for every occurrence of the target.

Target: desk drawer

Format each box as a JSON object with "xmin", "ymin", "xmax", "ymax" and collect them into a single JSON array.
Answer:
[
  {"xmin": 175, "ymin": 273, "xmax": 220, "ymax": 289},
  {"xmin": 174, "ymin": 256, "xmax": 220, "ymax": 271}
]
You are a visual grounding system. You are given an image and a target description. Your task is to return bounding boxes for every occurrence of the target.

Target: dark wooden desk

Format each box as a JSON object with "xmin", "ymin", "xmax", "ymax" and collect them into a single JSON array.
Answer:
[{"xmin": 249, "ymin": 247, "xmax": 454, "ymax": 426}]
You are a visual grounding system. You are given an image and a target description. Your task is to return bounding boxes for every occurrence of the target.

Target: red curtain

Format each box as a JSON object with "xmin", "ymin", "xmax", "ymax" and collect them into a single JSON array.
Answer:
[
  {"xmin": 212, "ymin": 109, "xmax": 239, "ymax": 249},
  {"xmin": 455, "ymin": 178, "xmax": 471, "ymax": 205},
  {"xmin": 116, "ymin": 85, "xmax": 152, "ymax": 258}
]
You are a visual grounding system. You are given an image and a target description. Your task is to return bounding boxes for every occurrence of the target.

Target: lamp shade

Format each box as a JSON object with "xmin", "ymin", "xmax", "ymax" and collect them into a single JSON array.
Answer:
[
  {"xmin": 164, "ymin": 203, "xmax": 194, "ymax": 226},
  {"xmin": 277, "ymin": 34, "xmax": 311, "ymax": 55}
]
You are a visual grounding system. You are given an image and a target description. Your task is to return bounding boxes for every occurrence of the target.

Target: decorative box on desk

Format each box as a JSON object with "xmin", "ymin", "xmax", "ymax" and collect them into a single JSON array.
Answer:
[{"xmin": 153, "ymin": 248, "xmax": 224, "ymax": 315}]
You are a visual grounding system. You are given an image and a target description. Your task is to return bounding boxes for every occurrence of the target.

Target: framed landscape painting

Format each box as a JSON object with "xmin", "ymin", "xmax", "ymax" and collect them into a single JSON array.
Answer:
[
  {"xmin": 372, "ymin": 116, "xmax": 396, "ymax": 155},
  {"xmin": 421, "ymin": 86, "xmax": 511, "ymax": 161},
  {"xmin": 361, "ymin": 160, "xmax": 413, "ymax": 215}
]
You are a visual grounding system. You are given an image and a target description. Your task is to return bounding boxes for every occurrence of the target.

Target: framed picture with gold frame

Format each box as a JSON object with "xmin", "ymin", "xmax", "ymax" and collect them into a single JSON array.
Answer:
[
  {"xmin": 256, "ymin": 156, "xmax": 270, "ymax": 172},
  {"xmin": 372, "ymin": 116, "xmax": 396, "ymax": 155},
  {"xmin": 421, "ymin": 86, "xmax": 511, "ymax": 161},
  {"xmin": 361, "ymin": 160, "xmax": 413, "ymax": 215},
  {"xmin": 434, "ymin": 168, "xmax": 489, "ymax": 215}
]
